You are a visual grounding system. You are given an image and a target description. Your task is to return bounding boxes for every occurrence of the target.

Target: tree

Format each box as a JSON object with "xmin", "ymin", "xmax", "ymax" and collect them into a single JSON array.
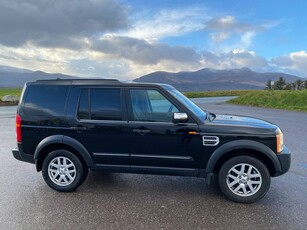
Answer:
[
  {"xmin": 295, "ymin": 79, "xmax": 304, "ymax": 90},
  {"xmin": 273, "ymin": 77, "xmax": 286, "ymax": 90},
  {"xmin": 304, "ymin": 80, "xmax": 307, "ymax": 89},
  {"xmin": 284, "ymin": 83, "xmax": 293, "ymax": 90},
  {"xmin": 265, "ymin": 80, "xmax": 274, "ymax": 90}
]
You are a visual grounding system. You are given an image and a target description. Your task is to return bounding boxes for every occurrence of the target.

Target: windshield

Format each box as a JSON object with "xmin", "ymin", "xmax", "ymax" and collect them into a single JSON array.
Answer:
[{"xmin": 163, "ymin": 85, "xmax": 207, "ymax": 122}]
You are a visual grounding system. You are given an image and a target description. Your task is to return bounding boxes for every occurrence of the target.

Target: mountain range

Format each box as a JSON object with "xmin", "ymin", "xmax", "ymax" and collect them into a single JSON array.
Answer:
[
  {"xmin": 0, "ymin": 65, "xmax": 304, "ymax": 91},
  {"xmin": 134, "ymin": 68, "xmax": 303, "ymax": 91},
  {"xmin": 0, "ymin": 66, "xmax": 76, "ymax": 88}
]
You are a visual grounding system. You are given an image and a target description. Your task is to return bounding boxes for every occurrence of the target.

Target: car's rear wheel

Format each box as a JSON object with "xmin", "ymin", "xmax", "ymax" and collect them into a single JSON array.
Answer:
[
  {"xmin": 42, "ymin": 149, "xmax": 88, "ymax": 192},
  {"xmin": 218, "ymin": 156, "xmax": 271, "ymax": 203}
]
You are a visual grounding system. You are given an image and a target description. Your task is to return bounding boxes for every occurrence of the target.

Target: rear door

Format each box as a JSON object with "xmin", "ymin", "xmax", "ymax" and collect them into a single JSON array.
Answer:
[{"xmin": 67, "ymin": 87, "xmax": 130, "ymax": 171}]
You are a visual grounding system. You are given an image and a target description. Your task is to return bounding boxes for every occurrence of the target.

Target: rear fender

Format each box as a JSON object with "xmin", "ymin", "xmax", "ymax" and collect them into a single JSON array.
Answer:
[{"xmin": 34, "ymin": 135, "xmax": 94, "ymax": 171}]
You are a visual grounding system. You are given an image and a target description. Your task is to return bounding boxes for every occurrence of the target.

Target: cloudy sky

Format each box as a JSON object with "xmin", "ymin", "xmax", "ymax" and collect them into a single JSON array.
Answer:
[{"xmin": 0, "ymin": 0, "xmax": 306, "ymax": 79}]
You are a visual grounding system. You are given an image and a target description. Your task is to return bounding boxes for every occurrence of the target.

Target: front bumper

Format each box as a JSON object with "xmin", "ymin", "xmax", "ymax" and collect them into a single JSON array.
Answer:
[
  {"xmin": 275, "ymin": 145, "xmax": 291, "ymax": 176},
  {"xmin": 12, "ymin": 143, "xmax": 35, "ymax": 164}
]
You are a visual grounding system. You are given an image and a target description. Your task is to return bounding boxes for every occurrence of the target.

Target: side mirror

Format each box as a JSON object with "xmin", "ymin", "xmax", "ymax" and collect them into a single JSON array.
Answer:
[{"xmin": 173, "ymin": 112, "xmax": 188, "ymax": 123}]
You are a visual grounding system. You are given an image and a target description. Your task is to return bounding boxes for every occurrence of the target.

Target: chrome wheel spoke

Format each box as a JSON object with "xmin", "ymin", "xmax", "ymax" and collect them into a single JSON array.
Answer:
[
  {"xmin": 67, "ymin": 173, "xmax": 74, "ymax": 181},
  {"xmin": 228, "ymin": 180, "xmax": 239, "ymax": 187},
  {"xmin": 234, "ymin": 185, "xmax": 242, "ymax": 193},
  {"xmin": 247, "ymin": 165, "xmax": 253, "ymax": 175},
  {"xmin": 50, "ymin": 162, "xmax": 59, "ymax": 169},
  {"xmin": 250, "ymin": 173, "xmax": 261, "ymax": 178},
  {"xmin": 231, "ymin": 168, "xmax": 240, "ymax": 175},
  {"xmin": 52, "ymin": 171, "xmax": 60, "ymax": 179},
  {"xmin": 240, "ymin": 164, "xmax": 246, "ymax": 174},
  {"xmin": 68, "ymin": 169, "xmax": 76, "ymax": 174},
  {"xmin": 58, "ymin": 175, "xmax": 63, "ymax": 183},
  {"xmin": 247, "ymin": 182, "xmax": 255, "ymax": 193},
  {"xmin": 250, "ymin": 181, "xmax": 261, "ymax": 185},
  {"xmin": 228, "ymin": 174, "xmax": 237, "ymax": 180},
  {"xmin": 63, "ymin": 176, "xmax": 68, "ymax": 184},
  {"xmin": 49, "ymin": 169, "xmax": 58, "ymax": 174},
  {"xmin": 242, "ymin": 185, "xmax": 248, "ymax": 195},
  {"xmin": 67, "ymin": 163, "xmax": 74, "ymax": 168}
]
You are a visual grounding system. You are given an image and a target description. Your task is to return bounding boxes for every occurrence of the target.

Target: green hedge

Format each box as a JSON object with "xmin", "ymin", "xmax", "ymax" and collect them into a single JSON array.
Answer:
[{"xmin": 228, "ymin": 90, "xmax": 307, "ymax": 111}]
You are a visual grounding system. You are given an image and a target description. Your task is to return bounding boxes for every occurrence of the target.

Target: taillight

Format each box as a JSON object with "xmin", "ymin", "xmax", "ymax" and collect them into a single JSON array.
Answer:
[{"xmin": 16, "ymin": 114, "xmax": 22, "ymax": 142}]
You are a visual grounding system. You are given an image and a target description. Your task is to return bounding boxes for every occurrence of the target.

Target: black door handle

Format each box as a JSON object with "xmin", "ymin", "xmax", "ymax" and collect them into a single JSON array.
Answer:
[{"xmin": 132, "ymin": 129, "xmax": 150, "ymax": 135}]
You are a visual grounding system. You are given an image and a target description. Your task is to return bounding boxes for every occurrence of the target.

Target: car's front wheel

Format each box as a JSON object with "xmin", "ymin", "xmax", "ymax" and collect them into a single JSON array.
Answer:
[
  {"xmin": 218, "ymin": 156, "xmax": 271, "ymax": 203},
  {"xmin": 42, "ymin": 149, "xmax": 88, "ymax": 192}
]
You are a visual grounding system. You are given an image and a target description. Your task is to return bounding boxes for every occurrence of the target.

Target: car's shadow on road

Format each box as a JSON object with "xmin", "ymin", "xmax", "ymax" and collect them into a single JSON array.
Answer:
[{"xmin": 79, "ymin": 170, "xmax": 225, "ymax": 202}]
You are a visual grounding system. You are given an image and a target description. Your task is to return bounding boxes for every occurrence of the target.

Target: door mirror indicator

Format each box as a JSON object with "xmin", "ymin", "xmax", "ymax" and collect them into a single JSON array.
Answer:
[{"xmin": 173, "ymin": 113, "xmax": 188, "ymax": 123}]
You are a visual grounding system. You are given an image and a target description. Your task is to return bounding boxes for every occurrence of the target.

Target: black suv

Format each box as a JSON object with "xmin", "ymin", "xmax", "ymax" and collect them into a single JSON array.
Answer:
[{"xmin": 12, "ymin": 79, "xmax": 291, "ymax": 203}]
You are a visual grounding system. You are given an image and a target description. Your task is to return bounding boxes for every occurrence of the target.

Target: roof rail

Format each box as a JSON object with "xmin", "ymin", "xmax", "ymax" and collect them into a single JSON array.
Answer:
[{"xmin": 36, "ymin": 78, "xmax": 120, "ymax": 82}]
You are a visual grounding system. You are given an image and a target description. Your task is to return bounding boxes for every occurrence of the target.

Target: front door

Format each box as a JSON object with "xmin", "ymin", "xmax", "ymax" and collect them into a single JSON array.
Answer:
[{"xmin": 127, "ymin": 88, "xmax": 201, "ymax": 175}]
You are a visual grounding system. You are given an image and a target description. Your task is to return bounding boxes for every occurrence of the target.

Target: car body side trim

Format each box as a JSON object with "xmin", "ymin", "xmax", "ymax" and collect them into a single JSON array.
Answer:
[
  {"xmin": 93, "ymin": 153, "xmax": 129, "ymax": 157},
  {"xmin": 131, "ymin": 165, "xmax": 198, "ymax": 176},
  {"xmin": 131, "ymin": 154, "xmax": 193, "ymax": 161}
]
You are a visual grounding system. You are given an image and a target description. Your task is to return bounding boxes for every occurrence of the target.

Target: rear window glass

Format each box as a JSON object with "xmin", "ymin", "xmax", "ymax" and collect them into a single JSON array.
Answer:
[
  {"xmin": 23, "ymin": 85, "xmax": 69, "ymax": 116},
  {"xmin": 77, "ymin": 88, "xmax": 122, "ymax": 121}
]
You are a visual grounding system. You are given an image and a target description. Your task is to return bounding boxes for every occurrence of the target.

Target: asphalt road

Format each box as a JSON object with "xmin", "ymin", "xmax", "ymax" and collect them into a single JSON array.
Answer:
[{"xmin": 0, "ymin": 98, "xmax": 306, "ymax": 230}]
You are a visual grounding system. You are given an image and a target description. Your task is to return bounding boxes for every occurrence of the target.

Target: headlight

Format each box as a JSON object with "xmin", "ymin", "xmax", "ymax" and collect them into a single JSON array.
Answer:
[{"xmin": 276, "ymin": 128, "xmax": 284, "ymax": 153}]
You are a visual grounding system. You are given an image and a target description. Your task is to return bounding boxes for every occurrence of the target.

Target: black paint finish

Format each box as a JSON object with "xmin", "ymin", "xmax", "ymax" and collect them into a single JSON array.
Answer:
[{"xmin": 12, "ymin": 79, "xmax": 291, "ymax": 180}]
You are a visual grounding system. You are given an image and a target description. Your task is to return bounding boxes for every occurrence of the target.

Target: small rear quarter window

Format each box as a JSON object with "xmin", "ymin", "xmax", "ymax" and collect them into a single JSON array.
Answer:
[{"xmin": 23, "ymin": 85, "xmax": 69, "ymax": 117}]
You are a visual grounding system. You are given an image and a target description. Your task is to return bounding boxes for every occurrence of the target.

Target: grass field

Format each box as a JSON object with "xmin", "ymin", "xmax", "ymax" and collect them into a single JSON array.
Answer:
[
  {"xmin": 0, "ymin": 88, "xmax": 22, "ymax": 99},
  {"xmin": 228, "ymin": 90, "xmax": 307, "ymax": 111},
  {"xmin": 183, "ymin": 90, "xmax": 255, "ymax": 98},
  {"xmin": 0, "ymin": 88, "xmax": 21, "ymax": 106}
]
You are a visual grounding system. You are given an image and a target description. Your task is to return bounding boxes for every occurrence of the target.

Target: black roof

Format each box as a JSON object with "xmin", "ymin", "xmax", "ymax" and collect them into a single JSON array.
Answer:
[
  {"xmin": 30, "ymin": 78, "xmax": 169, "ymax": 88},
  {"xmin": 35, "ymin": 78, "xmax": 121, "ymax": 84}
]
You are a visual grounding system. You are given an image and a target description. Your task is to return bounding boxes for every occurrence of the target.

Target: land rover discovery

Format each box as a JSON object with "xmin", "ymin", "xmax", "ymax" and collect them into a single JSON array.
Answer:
[{"xmin": 12, "ymin": 79, "xmax": 291, "ymax": 203}]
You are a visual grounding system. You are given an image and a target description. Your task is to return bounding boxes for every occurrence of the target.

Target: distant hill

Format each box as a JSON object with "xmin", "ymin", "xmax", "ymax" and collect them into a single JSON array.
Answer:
[
  {"xmin": 134, "ymin": 68, "xmax": 303, "ymax": 91},
  {"xmin": 1, "ymin": 65, "xmax": 304, "ymax": 90},
  {"xmin": 0, "ymin": 67, "xmax": 79, "ymax": 88}
]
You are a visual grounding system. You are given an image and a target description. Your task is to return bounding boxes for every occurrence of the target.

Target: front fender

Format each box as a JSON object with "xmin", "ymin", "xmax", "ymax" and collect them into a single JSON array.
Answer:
[
  {"xmin": 34, "ymin": 135, "xmax": 94, "ymax": 170},
  {"xmin": 204, "ymin": 140, "xmax": 282, "ymax": 175}
]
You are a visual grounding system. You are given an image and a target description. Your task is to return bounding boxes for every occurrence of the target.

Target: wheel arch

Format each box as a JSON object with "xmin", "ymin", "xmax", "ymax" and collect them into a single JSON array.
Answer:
[
  {"xmin": 34, "ymin": 135, "xmax": 95, "ymax": 172},
  {"xmin": 205, "ymin": 140, "xmax": 282, "ymax": 177}
]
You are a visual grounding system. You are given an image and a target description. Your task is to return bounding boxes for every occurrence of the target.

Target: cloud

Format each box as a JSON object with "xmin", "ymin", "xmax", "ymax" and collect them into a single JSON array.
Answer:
[
  {"xmin": 91, "ymin": 35, "xmax": 201, "ymax": 65},
  {"xmin": 210, "ymin": 32, "xmax": 230, "ymax": 42},
  {"xmin": 0, "ymin": 0, "xmax": 129, "ymax": 47},
  {"xmin": 68, "ymin": 58, "xmax": 131, "ymax": 79},
  {"xmin": 0, "ymin": 1, "xmax": 305, "ymax": 79},
  {"xmin": 271, "ymin": 51, "xmax": 307, "ymax": 76},
  {"xmin": 206, "ymin": 16, "xmax": 264, "ymax": 33},
  {"xmin": 200, "ymin": 49, "xmax": 269, "ymax": 71},
  {"xmin": 123, "ymin": 7, "xmax": 208, "ymax": 40},
  {"xmin": 205, "ymin": 15, "xmax": 267, "ymax": 51},
  {"xmin": 0, "ymin": 44, "xmax": 80, "ymax": 73}
]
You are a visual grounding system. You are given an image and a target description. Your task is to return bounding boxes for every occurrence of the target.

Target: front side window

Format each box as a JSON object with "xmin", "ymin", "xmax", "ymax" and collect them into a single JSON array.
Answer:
[
  {"xmin": 163, "ymin": 85, "xmax": 207, "ymax": 122},
  {"xmin": 77, "ymin": 88, "xmax": 122, "ymax": 120},
  {"xmin": 130, "ymin": 89, "xmax": 179, "ymax": 122}
]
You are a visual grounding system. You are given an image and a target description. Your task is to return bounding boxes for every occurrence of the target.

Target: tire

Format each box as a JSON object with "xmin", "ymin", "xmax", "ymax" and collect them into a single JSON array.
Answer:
[
  {"xmin": 42, "ymin": 149, "xmax": 88, "ymax": 192},
  {"xmin": 218, "ymin": 156, "xmax": 271, "ymax": 203}
]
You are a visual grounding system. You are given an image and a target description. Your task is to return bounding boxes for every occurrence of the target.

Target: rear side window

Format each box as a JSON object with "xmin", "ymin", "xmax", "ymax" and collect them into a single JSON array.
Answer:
[
  {"xmin": 77, "ymin": 88, "xmax": 122, "ymax": 121},
  {"xmin": 23, "ymin": 85, "xmax": 69, "ymax": 116}
]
